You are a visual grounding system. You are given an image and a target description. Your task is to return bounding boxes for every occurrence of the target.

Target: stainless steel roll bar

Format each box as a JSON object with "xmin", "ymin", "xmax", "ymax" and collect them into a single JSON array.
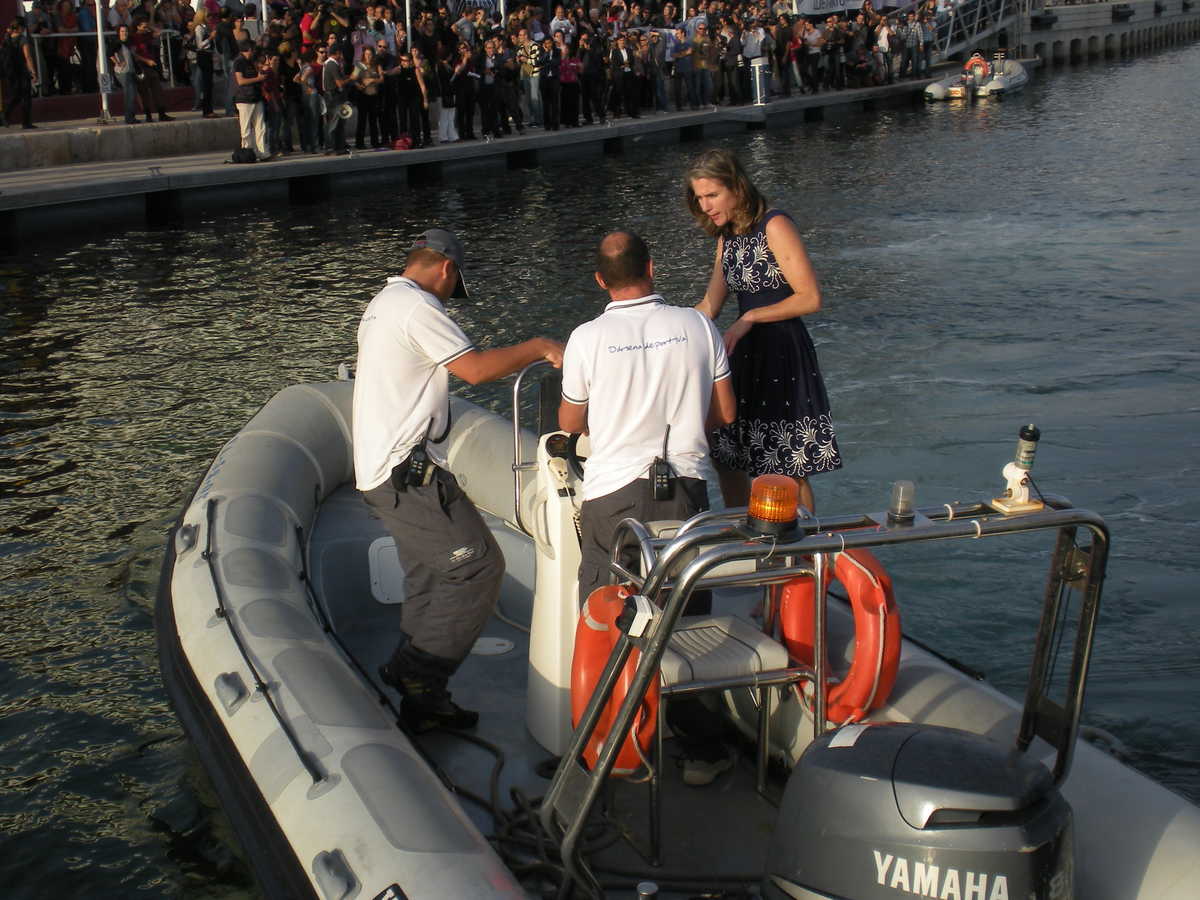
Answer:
[
  {"xmin": 542, "ymin": 492, "xmax": 1109, "ymax": 899},
  {"xmin": 510, "ymin": 361, "xmax": 554, "ymax": 536}
]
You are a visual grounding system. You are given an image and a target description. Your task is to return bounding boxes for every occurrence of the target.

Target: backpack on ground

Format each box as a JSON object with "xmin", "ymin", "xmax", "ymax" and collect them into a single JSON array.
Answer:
[{"xmin": 230, "ymin": 147, "xmax": 257, "ymax": 164}]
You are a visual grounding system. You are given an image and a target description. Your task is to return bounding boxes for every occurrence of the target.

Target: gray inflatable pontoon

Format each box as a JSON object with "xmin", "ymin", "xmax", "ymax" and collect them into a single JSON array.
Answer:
[{"xmin": 157, "ymin": 377, "xmax": 1200, "ymax": 899}]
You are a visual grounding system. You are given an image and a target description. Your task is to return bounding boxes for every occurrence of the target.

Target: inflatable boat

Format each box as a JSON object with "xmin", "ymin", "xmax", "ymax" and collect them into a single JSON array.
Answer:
[
  {"xmin": 977, "ymin": 58, "xmax": 1030, "ymax": 98},
  {"xmin": 924, "ymin": 72, "xmax": 973, "ymax": 101},
  {"xmin": 156, "ymin": 372, "xmax": 1200, "ymax": 900}
]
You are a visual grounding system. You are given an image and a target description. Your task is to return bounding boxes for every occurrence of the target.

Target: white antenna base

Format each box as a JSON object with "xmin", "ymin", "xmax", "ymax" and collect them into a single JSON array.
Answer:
[
  {"xmin": 991, "ymin": 494, "xmax": 1046, "ymax": 515},
  {"xmin": 992, "ymin": 462, "xmax": 1045, "ymax": 515}
]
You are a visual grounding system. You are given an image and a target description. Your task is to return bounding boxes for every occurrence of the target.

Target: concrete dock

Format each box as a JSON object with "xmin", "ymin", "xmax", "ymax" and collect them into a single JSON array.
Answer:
[
  {"xmin": 1022, "ymin": 0, "xmax": 1200, "ymax": 63},
  {"xmin": 1, "ymin": 0, "xmax": 1196, "ymax": 238},
  {"xmin": 0, "ymin": 79, "xmax": 935, "ymax": 237}
]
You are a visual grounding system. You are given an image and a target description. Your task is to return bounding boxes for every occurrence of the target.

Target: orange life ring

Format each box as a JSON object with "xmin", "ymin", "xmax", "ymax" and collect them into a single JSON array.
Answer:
[
  {"xmin": 570, "ymin": 584, "xmax": 660, "ymax": 775},
  {"xmin": 964, "ymin": 56, "xmax": 991, "ymax": 77},
  {"xmin": 778, "ymin": 548, "xmax": 902, "ymax": 725}
]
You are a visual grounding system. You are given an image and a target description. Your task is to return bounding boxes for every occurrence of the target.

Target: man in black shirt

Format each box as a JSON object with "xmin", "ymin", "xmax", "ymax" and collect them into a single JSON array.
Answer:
[
  {"xmin": 233, "ymin": 40, "xmax": 270, "ymax": 159},
  {"xmin": 578, "ymin": 29, "xmax": 605, "ymax": 125},
  {"xmin": 1, "ymin": 19, "xmax": 38, "ymax": 129},
  {"xmin": 215, "ymin": 8, "xmax": 239, "ymax": 115}
]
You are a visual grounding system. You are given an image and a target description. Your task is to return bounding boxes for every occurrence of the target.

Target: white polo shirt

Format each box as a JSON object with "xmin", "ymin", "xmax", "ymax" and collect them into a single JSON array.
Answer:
[
  {"xmin": 561, "ymin": 294, "xmax": 731, "ymax": 503},
  {"xmin": 353, "ymin": 276, "xmax": 474, "ymax": 491}
]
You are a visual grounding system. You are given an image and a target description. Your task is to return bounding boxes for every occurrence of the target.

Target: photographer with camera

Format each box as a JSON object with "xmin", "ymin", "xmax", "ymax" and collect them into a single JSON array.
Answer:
[
  {"xmin": 232, "ymin": 39, "xmax": 269, "ymax": 158},
  {"xmin": 450, "ymin": 40, "xmax": 478, "ymax": 140},
  {"xmin": 494, "ymin": 36, "xmax": 523, "ymax": 135},
  {"xmin": 360, "ymin": 229, "xmax": 562, "ymax": 733},
  {"xmin": 577, "ymin": 29, "xmax": 605, "ymax": 125},
  {"xmin": 716, "ymin": 18, "xmax": 739, "ymax": 106}
]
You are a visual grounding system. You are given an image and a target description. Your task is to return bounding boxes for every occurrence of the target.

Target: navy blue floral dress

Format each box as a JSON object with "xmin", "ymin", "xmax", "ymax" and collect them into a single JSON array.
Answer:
[{"xmin": 710, "ymin": 209, "xmax": 843, "ymax": 479}]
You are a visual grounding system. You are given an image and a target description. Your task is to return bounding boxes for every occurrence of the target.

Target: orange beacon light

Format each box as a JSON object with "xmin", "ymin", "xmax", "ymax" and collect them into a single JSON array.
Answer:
[{"xmin": 746, "ymin": 474, "xmax": 800, "ymax": 535}]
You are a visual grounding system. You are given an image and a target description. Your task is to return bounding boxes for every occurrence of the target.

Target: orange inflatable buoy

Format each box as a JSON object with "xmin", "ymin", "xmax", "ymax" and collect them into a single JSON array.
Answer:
[
  {"xmin": 779, "ymin": 548, "xmax": 902, "ymax": 725},
  {"xmin": 570, "ymin": 584, "xmax": 660, "ymax": 776},
  {"xmin": 964, "ymin": 55, "xmax": 991, "ymax": 78}
]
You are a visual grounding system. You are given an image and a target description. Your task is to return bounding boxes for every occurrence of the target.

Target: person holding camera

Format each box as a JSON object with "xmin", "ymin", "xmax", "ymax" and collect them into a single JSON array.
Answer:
[
  {"xmin": 716, "ymin": 18, "xmax": 739, "ymax": 105},
  {"xmin": 477, "ymin": 37, "xmax": 502, "ymax": 138},
  {"xmin": 359, "ymin": 228, "xmax": 563, "ymax": 733},
  {"xmin": 450, "ymin": 40, "xmax": 477, "ymax": 140},
  {"xmin": 497, "ymin": 36, "xmax": 524, "ymax": 135},
  {"xmin": 609, "ymin": 31, "xmax": 640, "ymax": 118},
  {"xmin": 577, "ymin": 29, "xmax": 605, "ymax": 125},
  {"xmin": 232, "ymin": 39, "xmax": 269, "ymax": 158}
]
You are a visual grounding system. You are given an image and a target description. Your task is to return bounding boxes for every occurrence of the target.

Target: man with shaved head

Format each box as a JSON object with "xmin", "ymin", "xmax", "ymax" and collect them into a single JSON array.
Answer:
[
  {"xmin": 559, "ymin": 230, "xmax": 738, "ymax": 784},
  {"xmin": 559, "ymin": 230, "xmax": 736, "ymax": 605}
]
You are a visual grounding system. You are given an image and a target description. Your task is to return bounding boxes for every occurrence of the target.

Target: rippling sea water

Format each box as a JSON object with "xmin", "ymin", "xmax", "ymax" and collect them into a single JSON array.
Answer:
[{"xmin": 2, "ymin": 45, "xmax": 1198, "ymax": 898}]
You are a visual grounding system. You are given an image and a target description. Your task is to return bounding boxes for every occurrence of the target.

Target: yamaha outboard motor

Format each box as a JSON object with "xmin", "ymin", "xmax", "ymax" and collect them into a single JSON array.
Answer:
[{"xmin": 765, "ymin": 723, "xmax": 1073, "ymax": 900}]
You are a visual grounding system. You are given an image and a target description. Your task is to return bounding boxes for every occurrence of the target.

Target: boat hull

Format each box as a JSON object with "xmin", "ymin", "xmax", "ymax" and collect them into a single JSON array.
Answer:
[{"xmin": 158, "ymin": 381, "xmax": 1200, "ymax": 899}]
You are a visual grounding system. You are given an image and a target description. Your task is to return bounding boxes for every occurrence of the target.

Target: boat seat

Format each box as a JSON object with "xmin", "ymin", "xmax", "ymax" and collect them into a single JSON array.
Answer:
[{"xmin": 660, "ymin": 615, "xmax": 788, "ymax": 685}]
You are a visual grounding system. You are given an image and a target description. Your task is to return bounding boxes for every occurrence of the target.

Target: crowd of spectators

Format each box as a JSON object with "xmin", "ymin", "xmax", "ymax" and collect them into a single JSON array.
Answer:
[{"xmin": 4, "ymin": 0, "xmax": 947, "ymax": 151}]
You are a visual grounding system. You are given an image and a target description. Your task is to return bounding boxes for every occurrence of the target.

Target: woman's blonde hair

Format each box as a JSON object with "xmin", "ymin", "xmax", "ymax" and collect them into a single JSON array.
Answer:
[{"xmin": 684, "ymin": 149, "xmax": 768, "ymax": 238}]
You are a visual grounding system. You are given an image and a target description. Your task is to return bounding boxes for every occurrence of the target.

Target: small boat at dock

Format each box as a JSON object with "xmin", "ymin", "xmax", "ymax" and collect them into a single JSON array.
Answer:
[
  {"xmin": 925, "ymin": 71, "xmax": 975, "ymax": 101},
  {"xmin": 978, "ymin": 56, "xmax": 1031, "ymax": 97}
]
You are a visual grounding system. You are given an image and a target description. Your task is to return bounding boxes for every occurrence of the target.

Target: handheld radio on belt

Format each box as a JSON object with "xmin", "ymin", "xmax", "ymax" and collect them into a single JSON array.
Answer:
[
  {"xmin": 651, "ymin": 425, "xmax": 674, "ymax": 501},
  {"xmin": 401, "ymin": 418, "xmax": 437, "ymax": 490}
]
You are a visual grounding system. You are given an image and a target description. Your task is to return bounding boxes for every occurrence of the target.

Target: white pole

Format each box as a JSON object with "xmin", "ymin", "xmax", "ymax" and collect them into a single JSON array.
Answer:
[
  {"xmin": 96, "ymin": 2, "xmax": 113, "ymax": 122},
  {"xmin": 405, "ymin": 0, "xmax": 412, "ymax": 53},
  {"xmin": 501, "ymin": 0, "xmax": 507, "ymax": 28}
]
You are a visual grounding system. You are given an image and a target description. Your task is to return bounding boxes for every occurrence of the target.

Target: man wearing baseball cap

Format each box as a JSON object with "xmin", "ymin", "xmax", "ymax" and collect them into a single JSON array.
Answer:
[{"xmin": 354, "ymin": 227, "xmax": 563, "ymax": 732}]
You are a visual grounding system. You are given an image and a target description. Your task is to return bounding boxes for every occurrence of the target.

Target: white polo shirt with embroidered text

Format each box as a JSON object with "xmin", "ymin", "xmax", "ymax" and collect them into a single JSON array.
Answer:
[
  {"xmin": 353, "ymin": 276, "xmax": 474, "ymax": 491},
  {"xmin": 561, "ymin": 294, "xmax": 731, "ymax": 502}
]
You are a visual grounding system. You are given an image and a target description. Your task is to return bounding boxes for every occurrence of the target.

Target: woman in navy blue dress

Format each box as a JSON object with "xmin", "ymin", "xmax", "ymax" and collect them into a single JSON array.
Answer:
[{"xmin": 686, "ymin": 149, "xmax": 842, "ymax": 512}]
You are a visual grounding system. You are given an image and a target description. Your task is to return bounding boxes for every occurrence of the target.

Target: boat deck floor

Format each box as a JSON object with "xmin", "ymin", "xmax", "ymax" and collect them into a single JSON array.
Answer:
[{"xmin": 309, "ymin": 485, "xmax": 785, "ymax": 893}]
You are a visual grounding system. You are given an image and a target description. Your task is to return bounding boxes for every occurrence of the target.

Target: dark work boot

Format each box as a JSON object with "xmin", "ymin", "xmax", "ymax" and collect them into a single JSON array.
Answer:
[
  {"xmin": 377, "ymin": 660, "xmax": 409, "ymax": 695},
  {"xmin": 379, "ymin": 641, "xmax": 478, "ymax": 732},
  {"xmin": 401, "ymin": 690, "xmax": 479, "ymax": 733}
]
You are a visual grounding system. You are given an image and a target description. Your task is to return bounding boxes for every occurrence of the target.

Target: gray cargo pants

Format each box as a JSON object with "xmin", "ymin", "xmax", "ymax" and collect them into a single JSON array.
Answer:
[
  {"xmin": 577, "ymin": 475, "xmax": 711, "ymax": 613},
  {"xmin": 363, "ymin": 467, "xmax": 504, "ymax": 667}
]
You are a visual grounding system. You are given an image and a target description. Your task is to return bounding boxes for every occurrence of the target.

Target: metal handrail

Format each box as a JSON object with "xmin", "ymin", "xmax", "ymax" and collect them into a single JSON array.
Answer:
[
  {"xmin": 510, "ymin": 360, "xmax": 552, "ymax": 537},
  {"xmin": 546, "ymin": 493, "xmax": 1108, "ymax": 897},
  {"xmin": 929, "ymin": 0, "xmax": 1025, "ymax": 61},
  {"xmin": 27, "ymin": 27, "xmax": 184, "ymax": 99}
]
